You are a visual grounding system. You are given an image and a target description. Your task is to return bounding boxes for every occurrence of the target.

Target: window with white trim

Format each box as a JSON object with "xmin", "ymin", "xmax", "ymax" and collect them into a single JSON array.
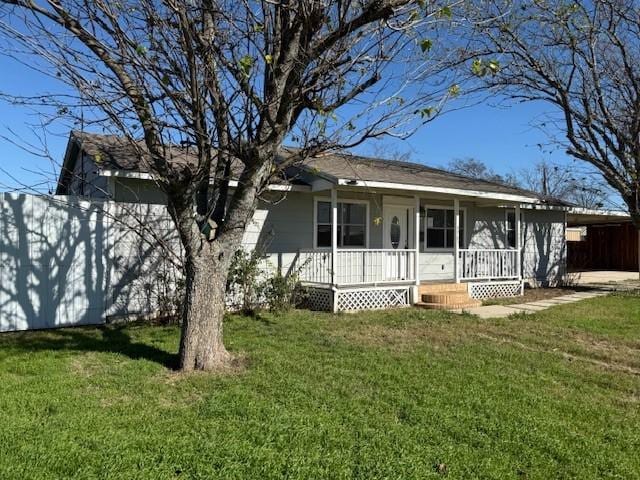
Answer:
[
  {"xmin": 424, "ymin": 208, "xmax": 464, "ymax": 249},
  {"xmin": 316, "ymin": 201, "xmax": 367, "ymax": 248}
]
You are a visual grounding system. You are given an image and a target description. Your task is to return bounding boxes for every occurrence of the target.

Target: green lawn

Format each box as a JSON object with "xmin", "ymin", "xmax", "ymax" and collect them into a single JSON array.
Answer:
[{"xmin": 1, "ymin": 294, "xmax": 639, "ymax": 479}]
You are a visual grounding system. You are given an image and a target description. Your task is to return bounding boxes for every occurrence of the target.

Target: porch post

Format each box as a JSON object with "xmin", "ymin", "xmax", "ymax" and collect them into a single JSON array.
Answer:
[
  {"xmin": 515, "ymin": 204, "xmax": 522, "ymax": 280},
  {"xmin": 454, "ymin": 198, "xmax": 460, "ymax": 283},
  {"xmin": 414, "ymin": 196, "xmax": 421, "ymax": 303},
  {"xmin": 330, "ymin": 188, "xmax": 339, "ymax": 312},
  {"xmin": 331, "ymin": 188, "xmax": 338, "ymax": 287}
]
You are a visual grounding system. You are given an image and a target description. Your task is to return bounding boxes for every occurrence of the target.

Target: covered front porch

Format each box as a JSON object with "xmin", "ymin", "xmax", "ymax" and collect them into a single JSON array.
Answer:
[{"xmin": 294, "ymin": 187, "xmax": 525, "ymax": 311}]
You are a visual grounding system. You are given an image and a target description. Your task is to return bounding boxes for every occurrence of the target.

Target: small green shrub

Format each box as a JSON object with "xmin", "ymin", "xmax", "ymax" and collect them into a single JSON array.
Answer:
[
  {"xmin": 226, "ymin": 249, "xmax": 306, "ymax": 314},
  {"xmin": 227, "ymin": 249, "xmax": 265, "ymax": 314},
  {"xmin": 263, "ymin": 271, "xmax": 306, "ymax": 313}
]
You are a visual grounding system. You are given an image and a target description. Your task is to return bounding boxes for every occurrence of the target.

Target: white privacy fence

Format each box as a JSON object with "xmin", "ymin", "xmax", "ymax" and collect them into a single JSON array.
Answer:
[
  {"xmin": 458, "ymin": 249, "xmax": 519, "ymax": 280},
  {"xmin": 0, "ymin": 194, "xmax": 180, "ymax": 332},
  {"xmin": 297, "ymin": 249, "xmax": 416, "ymax": 286}
]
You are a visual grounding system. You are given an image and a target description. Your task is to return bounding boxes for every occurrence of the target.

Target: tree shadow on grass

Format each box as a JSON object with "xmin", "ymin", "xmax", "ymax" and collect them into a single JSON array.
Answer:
[{"xmin": 0, "ymin": 324, "xmax": 179, "ymax": 370}]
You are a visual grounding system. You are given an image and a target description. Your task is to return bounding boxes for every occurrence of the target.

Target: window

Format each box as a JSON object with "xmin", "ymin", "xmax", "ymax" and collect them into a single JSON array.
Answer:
[
  {"xmin": 506, "ymin": 210, "xmax": 516, "ymax": 248},
  {"xmin": 424, "ymin": 208, "xmax": 464, "ymax": 249},
  {"xmin": 316, "ymin": 200, "xmax": 367, "ymax": 248},
  {"xmin": 390, "ymin": 216, "xmax": 401, "ymax": 249}
]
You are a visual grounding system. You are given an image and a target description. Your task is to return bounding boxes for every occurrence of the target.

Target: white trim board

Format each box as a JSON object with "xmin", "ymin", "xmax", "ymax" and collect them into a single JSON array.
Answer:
[
  {"xmin": 98, "ymin": 169, "xmax": 310, "ymax": 192},
  {"xmin": 336, "ymin": 178, "xmax": 540, "ymax": 204}
]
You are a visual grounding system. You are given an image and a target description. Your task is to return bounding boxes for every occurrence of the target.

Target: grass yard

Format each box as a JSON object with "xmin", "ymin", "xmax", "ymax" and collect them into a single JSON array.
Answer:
[
  {"xmin": 482, "ymin": 287, "xmax": 578, "ymax": 306},
  {"xmin": 1, "ymin": 294, "xmax": 639, "ymax": 479}
]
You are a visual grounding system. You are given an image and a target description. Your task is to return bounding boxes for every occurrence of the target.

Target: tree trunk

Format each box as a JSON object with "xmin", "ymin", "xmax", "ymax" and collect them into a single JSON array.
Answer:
[{"xmin": 178, "ymin": 244, "xmax": 233, "ymax": 372}]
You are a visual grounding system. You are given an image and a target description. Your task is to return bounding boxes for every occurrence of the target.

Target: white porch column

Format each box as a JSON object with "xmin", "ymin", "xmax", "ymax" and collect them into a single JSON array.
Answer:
[
  {"xmin": 331, "ymin": 188, "xmax": 339, "ymax": 312},
  {"xmin": 454, "ymin": 198, "xmax": 460, "ymax": 283},
  {"xmin": 414, "ymin": 195, "xmax": 420, "ymax": 286},
  {"xmin": 331, "ymin": 188, "xmax": 338, "ymax": 286},
  {"xmin": 515, "ymin": 204, "xmax": 522, "ymax": 280}
]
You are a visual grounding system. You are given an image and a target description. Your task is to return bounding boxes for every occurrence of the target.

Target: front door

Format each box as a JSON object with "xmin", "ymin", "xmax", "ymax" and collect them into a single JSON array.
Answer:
[
  {"xmin": 383, "ymin": 205, "xmax": 412, "ymax": 280},
  {"xmin": 384, "ymin": 205, "xmax": 410, "ymax": 250}
]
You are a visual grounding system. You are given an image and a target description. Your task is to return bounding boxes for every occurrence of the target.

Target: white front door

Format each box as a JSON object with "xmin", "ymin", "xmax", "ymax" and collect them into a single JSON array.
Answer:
[
  {"xmin": 383, "ymin": 205, "xmax": 412, "ymax": 280},
  {"xmin": 384, "ymin": 205, "xmax": 410, "ymax": 250}
]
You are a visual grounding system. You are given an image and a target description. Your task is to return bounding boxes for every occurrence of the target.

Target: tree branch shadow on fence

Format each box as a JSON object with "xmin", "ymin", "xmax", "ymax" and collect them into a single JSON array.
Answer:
[{"xmin": 0, "ymin": 194, "xmax": 181, "ymax": 369}]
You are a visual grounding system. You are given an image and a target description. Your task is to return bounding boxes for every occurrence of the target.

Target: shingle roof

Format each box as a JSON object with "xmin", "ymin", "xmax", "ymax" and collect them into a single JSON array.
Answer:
[
  {"xmin": 69, "ymin": 130, "xmax": 242, "ymax": 174},
  {"xmin": 299, "ymin": 152, "xmax": 546, "ymax": 201},
  {"xmin": 59, "ymin": 131, "xmax": 558, "ymax": 203}
]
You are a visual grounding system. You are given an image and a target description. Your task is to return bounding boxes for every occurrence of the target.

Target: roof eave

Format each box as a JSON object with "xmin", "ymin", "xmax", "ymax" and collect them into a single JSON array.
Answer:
[
  {"xmin": 335, "ymin": 178, "xmax": 543, "ymax": 205},
  {"xmin": 98, "ymin": 168, "xmax": 311, "ymax": 192},
  {"xmin": 54, "ymin": 133, "xmax": 82, "ymax": 195}
]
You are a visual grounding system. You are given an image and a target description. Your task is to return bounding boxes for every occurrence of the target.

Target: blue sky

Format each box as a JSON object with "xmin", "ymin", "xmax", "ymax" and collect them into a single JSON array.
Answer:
[{"xmin": 0, "ymin": 54, "xmax": 578, "ymax": 194}]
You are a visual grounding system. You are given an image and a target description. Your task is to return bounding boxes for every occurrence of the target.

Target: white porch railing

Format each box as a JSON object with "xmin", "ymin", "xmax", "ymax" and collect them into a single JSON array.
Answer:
[
  {"xmin": 458, "ymin": 249, "xmax": 519, "ymax": 280},
  {"xmin": 297, "ymin": 249, "xmax": 416, "ymax": 286},
  {"xmin": 297, "ymin": 250, "xmax": 333, "ymax": 284}
]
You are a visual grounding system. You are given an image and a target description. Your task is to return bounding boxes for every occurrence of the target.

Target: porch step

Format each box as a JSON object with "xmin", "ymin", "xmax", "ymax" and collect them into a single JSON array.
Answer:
[
  {"xmin": 419, "ymin": 282, "xmax": 468, "ymax": 295},
  {"xmin": 422, "ymin": 292, "xmax": 472, "ymax": 305},
  {"xmin": 416, "ymin": 300, "xmax": 482, "ymax": 311},
  {"xmin": 416, "ymin": 282, "xmax": 479, "ymax": 311}
]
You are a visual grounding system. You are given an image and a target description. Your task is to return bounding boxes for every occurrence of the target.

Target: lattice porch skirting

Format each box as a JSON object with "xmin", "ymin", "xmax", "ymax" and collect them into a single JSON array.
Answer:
[
  {"xmin": 336, "ymin": 286, "xmax": 411, "ymax": 312},
  {"xmin": 302, "ymin": 287, "xmax": 334, "ymax": 311},
  {"xmin": 301, "ymin": 285, "xmax": 412, "ymax": 312},
  {"xmin": 468, "ymin": 280, "xmax": 523, "ymax": 300}
]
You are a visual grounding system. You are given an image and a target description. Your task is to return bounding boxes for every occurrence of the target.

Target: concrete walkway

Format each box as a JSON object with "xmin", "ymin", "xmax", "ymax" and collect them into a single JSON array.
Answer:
[
  {"xmin": 461, "ymin": 291, "xmax": 609, "ymax": 319},
  {"xmin": 569, "ymin": 270, "xmax": 639, "ymax": 285}
]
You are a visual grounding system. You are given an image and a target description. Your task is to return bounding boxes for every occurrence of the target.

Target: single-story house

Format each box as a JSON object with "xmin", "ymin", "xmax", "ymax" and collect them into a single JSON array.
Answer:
[{"xmin": 54, "ymin": 131, "xmax": 569, "ymax": 312}]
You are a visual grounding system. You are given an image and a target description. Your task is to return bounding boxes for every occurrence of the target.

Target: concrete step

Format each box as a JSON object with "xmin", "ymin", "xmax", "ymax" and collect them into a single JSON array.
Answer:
[
  {"xmin": 416, "ymin": 300, "xmax": 482, "ymax": 311},
  {"xmin": 422, "ymin": 292, "xmax": 473, "ymax": 304},
  {"xmin": 419, "ymin": 282, "xmax": 468, "ymax": 295}
]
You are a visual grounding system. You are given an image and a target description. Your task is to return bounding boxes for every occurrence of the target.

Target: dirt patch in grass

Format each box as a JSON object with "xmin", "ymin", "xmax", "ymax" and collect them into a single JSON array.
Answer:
[
  {"xmin": 483, "ymin": 287, "xmax": 577, "ymax": 306},
  {"xmin": 70, "ymin": 352, "xmax": 108, "ymax": 378},
  {"xmin": 476, "ymin": 332, "xmax": 640, "ymax": 376},
  {"xmin": 338, "ymin": 303, "xmax": 640, "ymax": 376},
  {"xmin": 338, "ymin": 322, "xmax": 469, "ymax": 351}
]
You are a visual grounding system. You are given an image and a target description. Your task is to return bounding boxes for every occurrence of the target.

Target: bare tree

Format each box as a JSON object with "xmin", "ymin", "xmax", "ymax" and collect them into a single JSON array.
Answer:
[
  {"xmin": 368, "ymin": 141, "xmax": 414, "ymax": 162},
  {"xmin": 446, "ymin": 156, "xmax": 610, "ymax": 207},
  {"xmin": 445, "ymin": 157, "xmax": 515, "ymax": 184},
  {"xmin": 0, "ymin": 1, "xmax": 475, "ymax": 371},
  {"xmin": 468, "ymin": 0, "xmax": 640, "ymax": 271},
  {"xmin": 517, "ymin": 160, "xmax": 609, "ymax": 208}
]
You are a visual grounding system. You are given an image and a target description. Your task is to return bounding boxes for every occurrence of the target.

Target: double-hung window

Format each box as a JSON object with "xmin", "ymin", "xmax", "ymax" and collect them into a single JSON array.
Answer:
[
  {"xmin": 423, "ymin": 208, "xmax": 464, "ymax": 249},
  {"xmin": 315, "ymin": 200, "xmax": 367, "ymax": 248}
]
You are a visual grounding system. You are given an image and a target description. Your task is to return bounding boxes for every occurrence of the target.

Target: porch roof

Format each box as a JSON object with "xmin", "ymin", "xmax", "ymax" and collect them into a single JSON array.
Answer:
[{"xmin": 296, "ymin": 153, "xmax": 559, "ymax": 205}]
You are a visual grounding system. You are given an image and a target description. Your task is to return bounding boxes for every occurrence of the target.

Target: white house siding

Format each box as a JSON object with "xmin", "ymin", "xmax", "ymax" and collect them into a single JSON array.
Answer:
[
  {"xmin": 68, "ymin": 152, "xmax": 110, "ymax": 198},
  {"xmin": 419, "ymin": 252, "xmax": 455, "ymax": 281},
  {"xmin": 111, "ymin": 177, "xmax": 168, "ymax": 204},
  {"xmin": 521, "ymin": 208, "xmax": 566, "ymax": 286},
  {"xmin": 466, "ymin": 205, "xmax": 508, "ymax": 249}
]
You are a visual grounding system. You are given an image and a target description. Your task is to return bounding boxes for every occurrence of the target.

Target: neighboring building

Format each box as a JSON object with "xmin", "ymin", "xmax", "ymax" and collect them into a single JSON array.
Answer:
[
  {"xmin": 54, "ymin": 131, "xmax": 569, "ymax": 312},
  {"xmin": 567, "ymin": 208, "xmax": 638, "ymax": 272}
]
